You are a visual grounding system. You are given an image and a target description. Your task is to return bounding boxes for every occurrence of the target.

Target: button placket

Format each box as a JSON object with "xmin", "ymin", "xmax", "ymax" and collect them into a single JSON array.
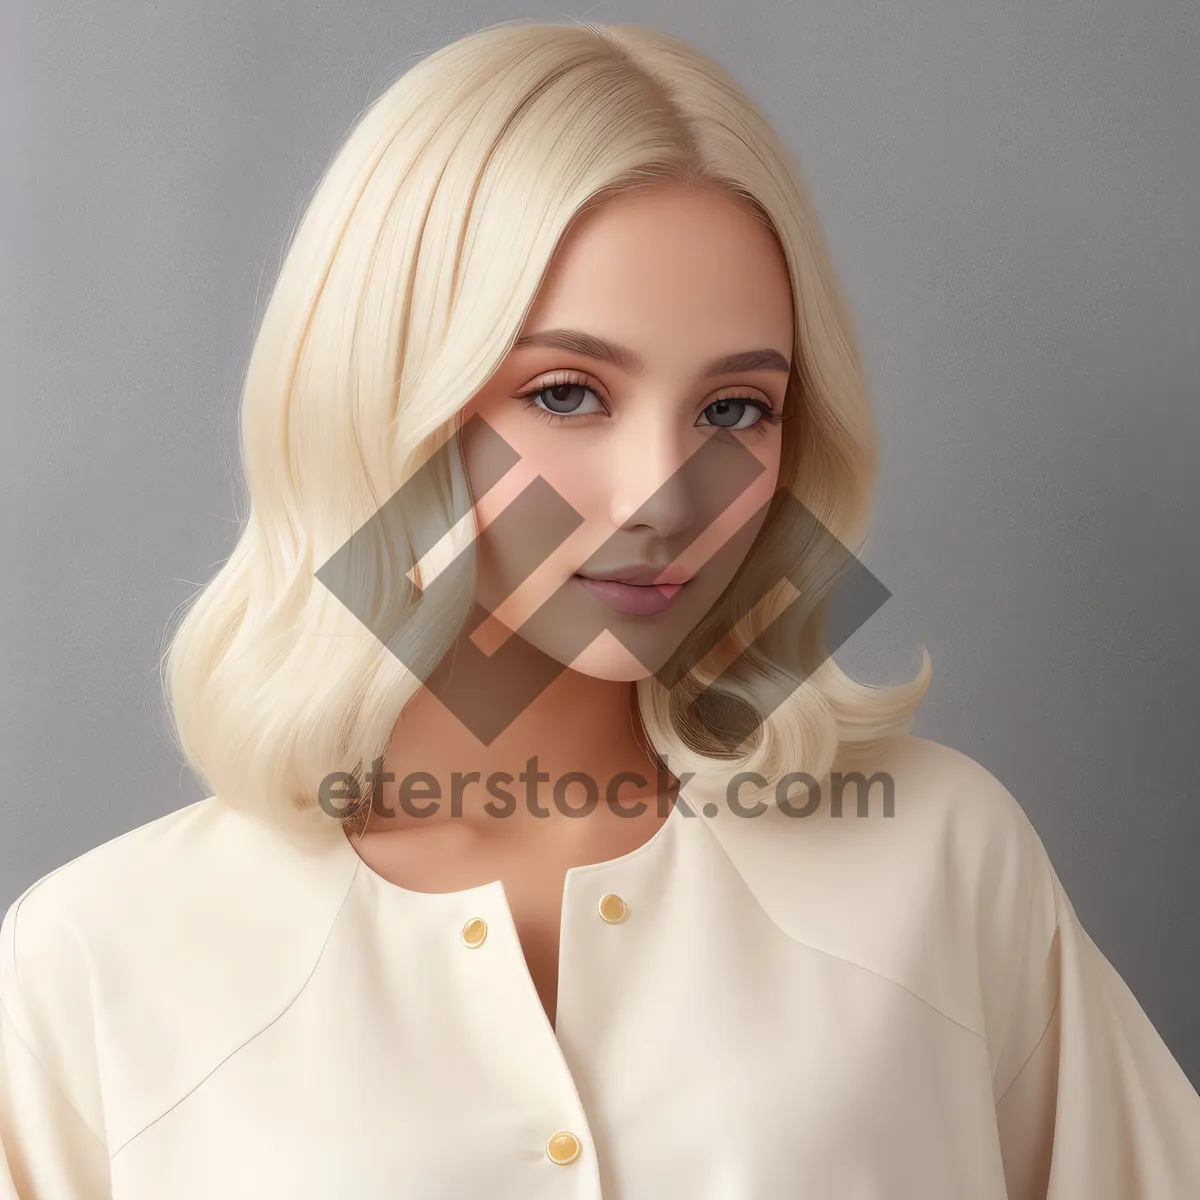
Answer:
[
  {"xmin": 556, "ymin": 805, "xmax": 687, "ymax": 1063},
  {"xmin": 455, "ymin": 886, "xmax": 601, "ymax": 1192}
]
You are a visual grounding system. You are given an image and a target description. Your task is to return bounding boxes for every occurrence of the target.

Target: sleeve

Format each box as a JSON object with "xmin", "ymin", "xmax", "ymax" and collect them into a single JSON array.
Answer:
[
  {"xmin": 0, "ymin": 897, "xmax": 112, "ymax": 1198},
  {"xmin": 992, "ymin": 824, "xmax": 1200, "ymax": 1198}
]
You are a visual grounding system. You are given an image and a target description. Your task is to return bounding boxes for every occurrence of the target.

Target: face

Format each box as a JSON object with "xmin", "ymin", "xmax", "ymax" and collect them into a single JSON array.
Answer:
[{"xmin": 458, "ymin": 182, "xmax": 794, "ymax": 682}]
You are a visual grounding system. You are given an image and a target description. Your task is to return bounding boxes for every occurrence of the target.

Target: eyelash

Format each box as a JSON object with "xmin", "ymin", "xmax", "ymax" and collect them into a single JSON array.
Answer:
[{"xmin": 515, "ymin": 370, "xmax": 783, "ymax": 435}]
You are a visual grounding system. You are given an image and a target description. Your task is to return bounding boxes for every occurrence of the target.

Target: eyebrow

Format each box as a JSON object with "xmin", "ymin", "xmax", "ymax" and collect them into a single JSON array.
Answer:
[{"xmin": 512, "ymin": 328, "xmax": 792, "ymax": 377}]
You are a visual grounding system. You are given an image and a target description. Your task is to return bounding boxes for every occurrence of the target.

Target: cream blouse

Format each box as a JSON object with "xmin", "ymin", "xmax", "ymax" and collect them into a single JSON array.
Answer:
[{"xmin": 2, "ymin": 734, "xmax": 1199, "ymax": 1198}]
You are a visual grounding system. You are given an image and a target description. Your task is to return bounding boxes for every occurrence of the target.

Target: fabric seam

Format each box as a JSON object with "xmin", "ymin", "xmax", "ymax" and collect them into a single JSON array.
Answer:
[
  {"xmin": 109, "ymin": 858, "xmax": 363, "ymax": 1160},
  {"xmin": 991, "ymin": 811, "xmax": 1041, "ymax": 1089},
  {"xmin": 993, "ymin": 833, "xmax": 1063, "ymax": 1108},
  {"xmin": 993, "ymin": 993, "xmax": 1060, "ymax": 1109},
  {"xmin": 704, "ymin": 819, "xmax": 989, "ymax": 1046},
  {"xmin": 0, "ymin": 985, "xmax": 109, "ymax": 1151}
]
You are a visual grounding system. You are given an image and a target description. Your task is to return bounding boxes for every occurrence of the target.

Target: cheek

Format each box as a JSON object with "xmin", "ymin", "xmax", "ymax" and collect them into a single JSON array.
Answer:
[
  {"xmin": 463, "ymin": 389, "xmax": 601, "ymax": 515},
  {"xmin": 468, "ymin": 426, "xmax": 609, "ymax": 536},
  {"xmin": 462, "ymin": 422, "xmax": 611, "ymax": 633}
]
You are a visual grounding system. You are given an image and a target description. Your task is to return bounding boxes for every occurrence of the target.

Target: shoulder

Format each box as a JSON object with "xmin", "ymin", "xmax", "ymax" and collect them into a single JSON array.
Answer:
[
  {"xmin": 0, "ymin": 796, "xmax": 358, "ymax": 1153},
  {"xmin": 712, "ymin": 732, "xmax": 1043, "ymax": 900},
  {"xmin": 802, "ymin": 731, "xmax": 1043, "ymax": 893},
  {"xmin": 2, "ymin": 796, "xmax": 357, "ymax": 974},
  {"xmin": 5, "ymin": 796, "xmax": 244, "ymax": 940},
  {"xmin": 702, "ymin": 734, "xmax": 1051, "ymax": 1051},
  {"xmin": 832, "ymin": 730, "xmax": 1035, "ymax": 840}
]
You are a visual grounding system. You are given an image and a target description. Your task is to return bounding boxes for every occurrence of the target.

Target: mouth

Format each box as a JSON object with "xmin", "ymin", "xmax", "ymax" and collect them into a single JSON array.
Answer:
[{"xmin": 573, "ymin": 575, "xmax": 690, "ymax": 616}]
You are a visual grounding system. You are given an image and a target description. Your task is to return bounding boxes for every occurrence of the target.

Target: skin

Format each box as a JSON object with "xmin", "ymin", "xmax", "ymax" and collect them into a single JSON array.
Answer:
[{"xmin": 347, "ymin": 181, "xmax": 795, "ymax": 1029}]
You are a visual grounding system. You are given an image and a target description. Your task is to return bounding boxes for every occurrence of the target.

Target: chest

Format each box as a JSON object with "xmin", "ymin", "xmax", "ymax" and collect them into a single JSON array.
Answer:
[
  {"xmin": 347, "ymin": 816, "xmax": 665, "ymax": 1033},
  {"xmin": 106, "ymin": 817, "xmax": 1006, "ymax": 1199},
  {"xmin": 500, "ymin": 869, "xmax": 567, "ymax": 1030}
]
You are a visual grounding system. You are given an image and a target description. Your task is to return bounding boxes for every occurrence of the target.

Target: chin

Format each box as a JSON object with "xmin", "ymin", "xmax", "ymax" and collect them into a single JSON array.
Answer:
[
  {"xmin": 562, "ymin": 639, "xmax": 659, "ymax": 683},
  {"xmin": 569, "ymin": 661, "xmax": 656, "ymax": 684}
]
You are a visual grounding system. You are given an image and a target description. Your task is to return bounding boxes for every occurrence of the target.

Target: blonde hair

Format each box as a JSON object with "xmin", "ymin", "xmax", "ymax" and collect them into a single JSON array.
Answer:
[{"xmin": 161, "ymin": 18, "xmax": 931, "ymax": 828}]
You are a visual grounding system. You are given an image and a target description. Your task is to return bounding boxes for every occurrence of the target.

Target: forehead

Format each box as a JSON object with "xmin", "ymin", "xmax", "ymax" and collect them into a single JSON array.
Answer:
[{"xmin": 523, "ymin": 184, "xmax": 795, "ymax": 358}]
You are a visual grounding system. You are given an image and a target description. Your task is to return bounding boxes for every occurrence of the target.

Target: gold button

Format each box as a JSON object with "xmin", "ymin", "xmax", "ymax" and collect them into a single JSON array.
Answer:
[
  {"xmin": 461, "ymin": 917, "xmax": 488, "ymax": 948},
  {"xmin": 545, "ymin": 1130, "xmax": 582, "ymax": 1165},
  {"xmin": 597, "ymin": 893, "xmax": 628, "ymax": 924}
]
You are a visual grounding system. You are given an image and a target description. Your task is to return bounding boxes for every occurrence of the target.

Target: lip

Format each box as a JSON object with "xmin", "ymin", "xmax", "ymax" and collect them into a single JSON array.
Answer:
[
  {"xmin": 576, "ymin": 564, "xmax": 693, "ymax": 586},
  {"xmin": 573, "ymin": 575, "xmax": 689, "ymax": 616}
]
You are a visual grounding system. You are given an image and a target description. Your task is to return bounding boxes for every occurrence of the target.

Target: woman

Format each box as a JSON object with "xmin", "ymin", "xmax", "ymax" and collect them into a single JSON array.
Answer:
[{"xmin": 2, "ymin": 18, "xmax": 1198, "ymax": 1198}]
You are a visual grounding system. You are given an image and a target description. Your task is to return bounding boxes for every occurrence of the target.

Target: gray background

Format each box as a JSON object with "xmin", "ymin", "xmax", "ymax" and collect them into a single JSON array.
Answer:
[{"xmin": 3, "ymin": 1, "xmax": 1197, "ymax": 1086}]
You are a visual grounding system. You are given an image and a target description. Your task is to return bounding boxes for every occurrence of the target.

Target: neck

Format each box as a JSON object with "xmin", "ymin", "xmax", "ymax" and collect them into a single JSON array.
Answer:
[{"xmin": 366, "ymin": 668, "xmax": 676, "ymax": 837}]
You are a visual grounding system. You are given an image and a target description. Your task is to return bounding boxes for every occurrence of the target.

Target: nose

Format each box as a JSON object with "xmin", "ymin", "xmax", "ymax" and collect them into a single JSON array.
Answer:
[{"xmin": 606, "ymin": 410, "xmax": 696, "ymax": 538}]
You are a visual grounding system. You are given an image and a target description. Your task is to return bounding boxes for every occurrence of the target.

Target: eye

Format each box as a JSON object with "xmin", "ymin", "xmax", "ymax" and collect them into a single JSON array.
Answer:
[
  {"xmin": 517, "ymin": 371, "xmax": 607, "ymax": 422},
  {"xmin": 697, "ymin": 397, "xmax": 779, "ymax": 431},
  {"xmin": 534, "ymin": 382, "xmax": 603, "ymax": 416}
]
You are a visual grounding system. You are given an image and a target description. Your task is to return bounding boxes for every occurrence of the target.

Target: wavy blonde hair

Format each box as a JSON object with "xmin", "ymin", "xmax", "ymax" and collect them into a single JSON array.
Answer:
[{"xmin": 161, "ymin": 18, "xmax": 930, "ymax": 829}]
